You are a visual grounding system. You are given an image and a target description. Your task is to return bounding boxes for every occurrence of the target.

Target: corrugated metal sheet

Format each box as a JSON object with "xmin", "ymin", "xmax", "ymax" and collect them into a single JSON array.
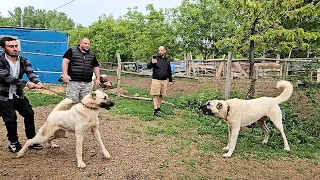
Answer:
[{"xmin": 0, "ymin": 27, "xmax": 68, "ymax": 84}]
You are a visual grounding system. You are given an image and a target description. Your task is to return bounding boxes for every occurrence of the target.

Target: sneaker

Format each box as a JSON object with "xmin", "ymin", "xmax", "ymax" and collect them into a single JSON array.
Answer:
[
  {"xmin": 8, "ymin": 142, "xmax": 22, "ymax": 153},
  {"xmin": 153, "ymin": 111, "xmax": 159, "ymax": 116},
  {"xmin": 28, "ymin": 143, "xmax": 43, "ymax": 150}
]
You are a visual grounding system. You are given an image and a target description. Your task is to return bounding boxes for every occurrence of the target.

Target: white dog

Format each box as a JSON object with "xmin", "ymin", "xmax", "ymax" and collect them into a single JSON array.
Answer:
[
  {"xmin": 17, "ymin": 90, "xmax": 114, "ymax": 168},
  {"xmin": 201, "ymin": 80, "xmax": 293, "ymax": 158}
]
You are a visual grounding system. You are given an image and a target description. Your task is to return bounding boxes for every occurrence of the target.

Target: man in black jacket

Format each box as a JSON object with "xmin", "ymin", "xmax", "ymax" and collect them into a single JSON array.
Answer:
[
  {"xmin": 147, "ymin": 46, "xmax": 173, "ymax": 116},
  {"xmin": 61, "ymin": 37, "xmax": 100, "ymax": 102},
  {"xmin": 0, "ymin": 37, "xmax": 44, "ymax": 152}
]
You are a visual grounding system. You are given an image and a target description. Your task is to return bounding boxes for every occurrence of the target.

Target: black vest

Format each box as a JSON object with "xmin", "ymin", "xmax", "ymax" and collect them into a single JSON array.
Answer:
[{"xmin": 68, "ymin": 46, "xmax": 95, "ymax": 82}]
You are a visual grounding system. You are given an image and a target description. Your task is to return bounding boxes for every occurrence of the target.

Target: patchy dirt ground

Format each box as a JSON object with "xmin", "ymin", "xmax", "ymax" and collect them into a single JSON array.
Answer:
[{"xmin": 0, "ymin": 75, "xmax": 319, "ymax": 180}]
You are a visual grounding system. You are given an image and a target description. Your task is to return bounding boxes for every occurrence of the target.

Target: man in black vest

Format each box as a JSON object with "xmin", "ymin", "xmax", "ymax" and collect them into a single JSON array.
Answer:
[
  {"xmin": 0, "ymin": 37, "xmax": 44, "ymax": 152},
  {"xmin": 61, "ymin": 37, "xmax": 100, "ymax": 102}
]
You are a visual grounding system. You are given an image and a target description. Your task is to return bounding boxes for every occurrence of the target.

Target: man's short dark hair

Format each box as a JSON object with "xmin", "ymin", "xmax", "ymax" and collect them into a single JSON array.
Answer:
[{"xmin": 0, "ymin": 37, "xmax": 17, "ymax": 48}]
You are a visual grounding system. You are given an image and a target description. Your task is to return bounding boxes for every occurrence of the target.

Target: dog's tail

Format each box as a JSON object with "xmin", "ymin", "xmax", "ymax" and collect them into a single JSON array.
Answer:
[
  {"xmin": 51, "ymin": 98, "xmax": 74, "ymax": 112},
  {"xmin": 275, "ymin": 80, "xmax": 293, "ymax": 104}
]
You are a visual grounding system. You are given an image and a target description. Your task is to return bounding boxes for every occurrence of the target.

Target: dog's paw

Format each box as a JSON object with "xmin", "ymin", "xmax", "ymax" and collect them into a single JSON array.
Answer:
[
  {"xmin": 284, "ymin": 147, "xmax": 290, "ymax": 151},
  {"xmin": 222, "ymin": 146, "xmax": 229, "ymax": 151},
  {"xmin": 77, "ymin": 162, "xmax": 86, "ymax": 168},
  {"xmin": 262, "ymin": 140, "xmax": 268, "ymax": 144},
  {"xmin": 49, "ymin": 143, "xmax": 59, "ymax": 148},
  {"xmin": 16, "ymin": 152, "xmax": 23, "ymax": 158},
  {"xmin": 103, "ymin": 152, "xmax": 111, "ymax": 159},
  {"xmin": 222, "ymin": 153, "xmax": 232, "ymax": 158}
]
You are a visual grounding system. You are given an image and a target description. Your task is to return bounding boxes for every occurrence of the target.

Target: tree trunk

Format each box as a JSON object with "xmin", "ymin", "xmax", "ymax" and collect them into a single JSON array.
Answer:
[
  {"xmin": 203, "ymin": 49, "xmax": 209, "ymax": 60},
  {"xmin": 246, "ymin": 40, "xmax": 256, "ymax": 99},
  {"xmin": 245, "ymin": 11, "xmax": 261, "ymax": 100}
]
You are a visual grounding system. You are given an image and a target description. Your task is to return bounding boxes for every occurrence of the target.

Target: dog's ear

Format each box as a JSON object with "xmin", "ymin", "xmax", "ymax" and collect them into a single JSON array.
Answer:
[
  {"xmin": 216, "ymin": 102, "xmax": 223, "ymax": 109},
  {"xmin": 91, "ymin": 92, "xmax": 97, "ymax": 99}
]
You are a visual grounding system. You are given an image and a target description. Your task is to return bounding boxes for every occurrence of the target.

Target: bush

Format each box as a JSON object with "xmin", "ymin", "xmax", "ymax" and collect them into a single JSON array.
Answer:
[{"xmin": 174, "ymin": 89, "xmax": 222, "ymax": 111}]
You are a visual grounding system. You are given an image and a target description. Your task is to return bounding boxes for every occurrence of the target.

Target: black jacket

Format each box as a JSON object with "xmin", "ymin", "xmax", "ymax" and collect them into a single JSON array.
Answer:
[
  {"xmin": 147, "ymin": 55, "xmax": 172, "ymax": 82},
  {"xmin": 0, "ymin": 53, "xmax": 40, "ymax": 100}
]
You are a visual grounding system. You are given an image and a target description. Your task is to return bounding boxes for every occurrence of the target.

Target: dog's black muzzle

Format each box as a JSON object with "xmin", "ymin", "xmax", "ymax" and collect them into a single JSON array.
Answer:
[
  {"xmin": 101, "ymin": 101, "xmax": 115, "ymax": 110},
  {"xmin": 199, "ymin": 105, "xmax": 213, "ymax": 115}
]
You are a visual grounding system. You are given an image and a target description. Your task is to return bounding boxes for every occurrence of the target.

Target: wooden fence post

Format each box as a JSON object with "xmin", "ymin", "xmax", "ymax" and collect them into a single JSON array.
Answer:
[
  {"xmin": 283, "ymin": 61, "xmax": 288, "ymax": 78},
  {"xmin": 317, "ymin": 68, "xmax": 320, "ymax": 83},
  {"xmin": 225, "ymin": 51, "xmax": 232, "ymax": 100},
  {"xmin": 116, "ymin": 53, "xmax": 121, "ymax": 98},
  {"xmin": 277, "ymin": 54, "xmax": 283, "ymax": 77},
  {"xmin": 186, "ymin": 53, "xmax": 192, "ymax": 77}
]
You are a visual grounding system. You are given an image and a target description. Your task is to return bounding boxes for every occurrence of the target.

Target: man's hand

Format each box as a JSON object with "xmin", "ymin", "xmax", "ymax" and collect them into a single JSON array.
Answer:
[
  {"xmin": 63, "ymin": 75, "xmax": 71, "ymax": 84},
  {"xmin": 27, "ymin": 82, "xmax": 44, "ymax": 89},
  {"xmin": 103, "ymin": 81, "xmax": 112, "ymax": 87},
  {"xmin": 35, "ymin": 82, "xmax": 44, "ymax": 89},
  {"xmin": 26, "ymin": 82, "xmax": 37, "ymax": 89},
  {"xmin": 95, "ymin": 78, "xmax": 100, "ymax": 86},
  {"xmin": 168, "ymin": 82, "xmax": 173, "ymax": 86},
  {"xmin": 152, "ymin": 58, "xmax": 157, "ymax": 64}
]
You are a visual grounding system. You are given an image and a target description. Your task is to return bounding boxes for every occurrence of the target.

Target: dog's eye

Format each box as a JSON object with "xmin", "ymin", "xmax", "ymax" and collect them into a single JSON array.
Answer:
[{"xmin": 103, "ymin": 96, "xmax": 107, "ymax": 100}]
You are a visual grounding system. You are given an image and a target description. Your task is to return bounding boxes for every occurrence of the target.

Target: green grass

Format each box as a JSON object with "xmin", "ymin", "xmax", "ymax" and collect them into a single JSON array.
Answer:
[
  {"xmin": 122, "ymin": 85, "xmax": 151, "ymax": 98},
  {"xmin": 111, "ymin": 97, "xmax": 175, "ymax": 121},
  {"xmin": 159, "ymin": 159, "xmax": 169, "ymax": 168},
  {"xmin": 25, "ymin": 91, "xmax": 63, "ymax": 107},
  {"xmin": 182, "ymin": 159, "xmax": 197, "ymax": 173}
]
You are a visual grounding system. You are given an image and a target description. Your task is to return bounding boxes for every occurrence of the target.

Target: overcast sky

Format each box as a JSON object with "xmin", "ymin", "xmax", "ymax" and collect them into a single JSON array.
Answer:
[{"xmin": 0, "ymin": 0, "xmax": 182, "ymax": 26}]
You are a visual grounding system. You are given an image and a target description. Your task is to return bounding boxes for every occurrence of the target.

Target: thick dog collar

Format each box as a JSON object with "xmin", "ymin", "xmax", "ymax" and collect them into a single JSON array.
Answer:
[
  {"xmin": 81, "ymin": 102, "xmax": 99, "ymax": 110},
  {"xmin": 225, "ymin": 102, "xmax": 230, "ymax": 120}
]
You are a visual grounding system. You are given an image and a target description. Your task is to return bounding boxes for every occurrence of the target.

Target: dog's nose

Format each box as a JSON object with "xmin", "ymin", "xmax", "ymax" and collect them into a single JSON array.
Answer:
[
  {"xmin": 199, "ymin": 105, "xmax": 206, "ymax": 110},
  {"xmin": 110, "ymin": 101, "xmax": 115, "ymax": 107}
]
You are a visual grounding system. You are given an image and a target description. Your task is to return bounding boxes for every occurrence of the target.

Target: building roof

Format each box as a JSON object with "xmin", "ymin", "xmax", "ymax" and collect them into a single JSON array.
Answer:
[{"xmin": 0, "ymin": 26, "xmax": 62, "ymax": 32}]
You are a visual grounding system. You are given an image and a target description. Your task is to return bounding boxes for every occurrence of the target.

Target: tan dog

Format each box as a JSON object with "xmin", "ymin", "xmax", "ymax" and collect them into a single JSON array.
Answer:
[
  {"xmin": 17, "ymin": 90, "xmax": 114, "ymax": 168},
  {"xmin": 201, "ymin": 80, "xmax": 293, "ymax": 158}
]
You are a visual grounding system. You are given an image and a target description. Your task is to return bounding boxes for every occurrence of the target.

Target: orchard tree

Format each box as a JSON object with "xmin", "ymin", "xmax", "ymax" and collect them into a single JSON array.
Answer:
[
  {"xmin": 83, "ymin": 4, "xmax": 178, "ymax": 62},
  {"xmin": 120, "ymin": 4, "xmax": 178, "ymax": 61},
  {"xmin": 0, "ymin": 13, "xmax": 14, "ymax": 26},
  {"xmin": 280, "ymin": 0, "xmax": 320, "ymax": 57},
  {"xmin": 6, "ymin": 6, "xmax": 76, "ymax": 31},
  {"xmin": 172, "ymin": 0, "xmax": 236, "ymax": 59},
  {"xmin": 86, "ymin": 14, "xmax": 118, "ymax": 62},
  {"xmin": 218, "ymin": 0, "xmax": 320, "ymax": 99}
]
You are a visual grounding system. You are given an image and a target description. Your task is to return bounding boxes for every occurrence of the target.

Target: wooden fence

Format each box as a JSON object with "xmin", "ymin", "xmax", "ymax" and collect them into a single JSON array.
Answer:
[
  {"xmin": 184, "ymin": 58, "xmax": 319, "ymax": 81},
  {"xmin": 102, "ymin": 53, "xmax": 318, "ymax": 100},
  {"xmin": 100, "ymin": 57, "xmax": 319, "ymax": 83}
]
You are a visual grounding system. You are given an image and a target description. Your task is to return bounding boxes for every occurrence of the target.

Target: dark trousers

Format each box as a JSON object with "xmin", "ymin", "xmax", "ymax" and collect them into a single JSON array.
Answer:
[{"xmin": 0, "ymin": 97, "xmax": 36, "ymax": 143}]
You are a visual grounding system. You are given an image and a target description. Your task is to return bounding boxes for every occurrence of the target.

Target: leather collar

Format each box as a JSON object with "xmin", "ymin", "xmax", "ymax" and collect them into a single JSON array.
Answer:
[
  {"xmin": 81, "ymin": 102, "xmax": 99, "ymax": 110},
  {"xmin": 225, "ymin": 102, "xmax": 230, "ymax": 120}
]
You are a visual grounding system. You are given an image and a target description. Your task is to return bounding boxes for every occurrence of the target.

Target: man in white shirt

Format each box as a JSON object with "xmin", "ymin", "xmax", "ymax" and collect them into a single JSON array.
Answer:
[{"xmin": 0, "ymin": 37, "xmax": 44, "ymax": 153}]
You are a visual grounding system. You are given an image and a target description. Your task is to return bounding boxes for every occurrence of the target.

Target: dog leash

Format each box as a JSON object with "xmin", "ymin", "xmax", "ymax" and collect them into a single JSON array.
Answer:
[{"xmin": 27, "ymin": 86, "xmax": 66, "ymax": 98}]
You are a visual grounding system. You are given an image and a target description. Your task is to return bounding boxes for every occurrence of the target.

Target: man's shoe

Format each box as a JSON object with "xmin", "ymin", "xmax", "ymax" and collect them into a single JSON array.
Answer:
[
  {"xmin": 8, "ymin": 142, "xmax": 22, "ymax": 153},
  {"xmin": 153, "ymin": 111, "xmax": 159, "ymax": 116},
  {"xmin": 28, "ymin": 143, "xmax": 43, "ymax": 150}
]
